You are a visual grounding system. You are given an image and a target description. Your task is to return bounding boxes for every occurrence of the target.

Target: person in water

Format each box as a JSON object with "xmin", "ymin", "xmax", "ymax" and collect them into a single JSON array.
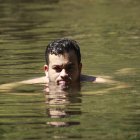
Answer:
[
  {"xmin": 20, "ymin": 38, "xmax": 107, "ymax": 90},
  {"xmin": 1, "ymin": 38, "xmax": 127, "ymax": 93}
]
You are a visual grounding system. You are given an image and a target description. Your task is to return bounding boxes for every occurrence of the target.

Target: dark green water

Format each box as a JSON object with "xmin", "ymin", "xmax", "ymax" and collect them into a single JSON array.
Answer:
[{"xmin": 0, "ymin": 0, "xmax": 140, "ymax": 139}]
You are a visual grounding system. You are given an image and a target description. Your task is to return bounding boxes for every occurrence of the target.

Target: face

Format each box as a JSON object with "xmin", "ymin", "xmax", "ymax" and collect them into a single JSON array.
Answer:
[{"xmin": 44, "ymin": 50, "xmax": 82, "ymax": 90}]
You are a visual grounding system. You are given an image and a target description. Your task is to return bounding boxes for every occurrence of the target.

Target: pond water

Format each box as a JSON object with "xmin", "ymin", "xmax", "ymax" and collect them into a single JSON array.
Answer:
[{"xmin": 0, "ymin": 0, "xmax": 140, "ymax": 139}]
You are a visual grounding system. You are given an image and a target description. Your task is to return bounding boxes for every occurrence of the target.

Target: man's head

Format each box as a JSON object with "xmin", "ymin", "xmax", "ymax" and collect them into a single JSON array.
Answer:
[{"xmin": 44, "ymin": 38, "xmax": 82, "ymax": 90}]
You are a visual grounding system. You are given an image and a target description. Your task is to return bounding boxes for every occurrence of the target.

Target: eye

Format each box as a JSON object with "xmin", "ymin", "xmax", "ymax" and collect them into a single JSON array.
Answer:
[
  {"xmin": 66, "ymin": 65, "xmax": 74, "ymax": 72},
  {"xmin": 53, "ymin": 66, "xmax": 62, "ymax": 72}
]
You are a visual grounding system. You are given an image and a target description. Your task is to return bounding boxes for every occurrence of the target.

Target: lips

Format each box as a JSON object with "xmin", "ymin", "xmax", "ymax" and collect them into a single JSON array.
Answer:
[
  {"xmin": 59, "ymin": 80, "xmax": 66, "ymax": 85},
  {"xmin": 58, "ymin": 80, "xmax": 69, "ymax": 86}
]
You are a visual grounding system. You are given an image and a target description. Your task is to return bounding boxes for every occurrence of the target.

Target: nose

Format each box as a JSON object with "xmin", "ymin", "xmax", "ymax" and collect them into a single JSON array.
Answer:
[{"xmin": 60, "ymin": 69, "xmax": 68, "ymax": 78}]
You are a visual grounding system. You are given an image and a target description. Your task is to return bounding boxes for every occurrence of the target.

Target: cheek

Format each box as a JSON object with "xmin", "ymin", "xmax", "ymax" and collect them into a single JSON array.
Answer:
[
  {"xmin": 48, "ymin": 69, "xmax": 60, "ymax": 81},
  {"xmin": 71, "ymin": 69, "xmax": 80, "ymax": 80}
]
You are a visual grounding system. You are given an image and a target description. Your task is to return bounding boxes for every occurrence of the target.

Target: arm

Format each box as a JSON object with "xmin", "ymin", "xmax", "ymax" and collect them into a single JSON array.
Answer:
[
  {"xmin": 19, "ymin": 76, "xmax": 47, "ymax": 84},
  {"xmin": 81, "ymin": 74, "xmax": 115, "ymax": 83},
  {"xmin": 0, "ymin": 76, "xmax": 47, "ymax": 93},
  {"xmin": 81, "ymin": 74, "xmax": 130, "ymax": 95}
]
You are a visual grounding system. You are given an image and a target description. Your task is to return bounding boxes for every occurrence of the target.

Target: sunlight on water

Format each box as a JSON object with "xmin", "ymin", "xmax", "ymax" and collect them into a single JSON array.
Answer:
[{"xmin": 0, "ymin": 0, "xmax": 140, "ymax": 139}]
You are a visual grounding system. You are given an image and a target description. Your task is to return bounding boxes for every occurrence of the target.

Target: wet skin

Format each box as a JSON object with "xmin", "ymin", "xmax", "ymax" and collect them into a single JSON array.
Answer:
[
  {"xmin": 0, "ymin": 51, "xmax": 119, "ymax": 93},
  {"xmin": 44, "ymin": 50, "xmax": 82, "ymax": 90}
]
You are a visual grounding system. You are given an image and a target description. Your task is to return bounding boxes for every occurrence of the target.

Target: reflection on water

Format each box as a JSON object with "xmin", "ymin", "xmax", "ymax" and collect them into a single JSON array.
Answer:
[
  {"xmin": 0, "ymin": 87, "xmax": 82, "ymax": 139},
  {"xmin": 45, "ymin": 87, "xmax": 81, "ymax": 127},
  {"xmin": 0, "ymin": 0, "xmax": 140, "ymax": 139}
]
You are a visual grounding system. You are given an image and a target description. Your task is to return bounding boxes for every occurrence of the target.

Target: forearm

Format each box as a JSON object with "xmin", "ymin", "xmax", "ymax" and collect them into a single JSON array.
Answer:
[{"xmin": 0, "ymin": 82, "xmax": 22, "ymax": 92}]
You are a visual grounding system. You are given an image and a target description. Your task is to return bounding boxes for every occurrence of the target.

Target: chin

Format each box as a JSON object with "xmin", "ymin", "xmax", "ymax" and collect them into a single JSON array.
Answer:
[{"xmin": 59, "ymin": 84, "xmax": 70, "ymax": 90}]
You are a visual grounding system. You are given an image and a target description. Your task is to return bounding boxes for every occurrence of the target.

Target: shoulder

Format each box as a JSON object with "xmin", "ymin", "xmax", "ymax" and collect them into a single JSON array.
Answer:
[
  {"xmin": 80, "ymin": 74, "xmax": 96, "ymax": 82},
  {"xmin": 20, "ymin": 76, "xmax": 48, "ymax": 84},
  {"xmin": 80, "ymin": 74, "xmax": 113, "ymax": 83}
]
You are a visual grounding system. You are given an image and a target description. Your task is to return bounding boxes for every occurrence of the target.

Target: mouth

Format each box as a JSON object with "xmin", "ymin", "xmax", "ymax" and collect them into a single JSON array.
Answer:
[
  {"xmin": 57, "ymin": 80, "xmax": 70, "ymax": 89},
  {"xmin": 58, "ymin": 80, "xmax": 70, "ymax": 85}
]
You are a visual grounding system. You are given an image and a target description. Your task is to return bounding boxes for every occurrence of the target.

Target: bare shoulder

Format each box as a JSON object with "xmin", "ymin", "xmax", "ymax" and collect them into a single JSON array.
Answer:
[
  {"xmin": 0, "ymin": 76, "xmax": 48, "ymax": 93},
  {"xmin": 20, "ymin": 76, "xmax": 48, "ymax": 84},
  {"xmin": 80, "ymin": 74, "xmax": 115, "ymax": 84}
]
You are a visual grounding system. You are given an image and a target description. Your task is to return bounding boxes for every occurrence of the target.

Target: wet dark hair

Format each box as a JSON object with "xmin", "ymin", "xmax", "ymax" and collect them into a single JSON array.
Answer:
[{"xmin": 45, "ymin": 38, "xmax": 81, "ymax": 64}]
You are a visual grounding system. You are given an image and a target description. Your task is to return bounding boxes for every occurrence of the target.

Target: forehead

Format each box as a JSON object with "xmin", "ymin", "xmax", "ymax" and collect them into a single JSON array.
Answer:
[{"xmin": 48, "ymin": 51, "xmax": 78, "ymax": 65}]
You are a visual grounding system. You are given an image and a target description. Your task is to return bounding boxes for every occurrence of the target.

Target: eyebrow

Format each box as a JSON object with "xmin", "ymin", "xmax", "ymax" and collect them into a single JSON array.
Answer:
[{"xmin": 52, "ymin": 62, "xmax": 74, "ymax": 68}]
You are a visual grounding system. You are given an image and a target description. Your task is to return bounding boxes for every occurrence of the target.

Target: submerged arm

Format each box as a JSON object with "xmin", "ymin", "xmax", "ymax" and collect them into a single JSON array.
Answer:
[
  {"xmin": 81, "ymin": 74, "xmax": 115, "ymax": 83},
  {"xmin": 0, "ymin": 76, "xmax": 47, "ymax": 93},
  {"xmin": 81, "ymin": 74, "xmax": 130, "ymax": 95}
]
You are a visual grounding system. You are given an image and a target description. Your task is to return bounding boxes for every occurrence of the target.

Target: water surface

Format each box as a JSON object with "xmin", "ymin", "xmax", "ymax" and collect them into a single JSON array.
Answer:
[{"xmin": 0, "ymin": 0, "xmax": 140, "ymax": 139}]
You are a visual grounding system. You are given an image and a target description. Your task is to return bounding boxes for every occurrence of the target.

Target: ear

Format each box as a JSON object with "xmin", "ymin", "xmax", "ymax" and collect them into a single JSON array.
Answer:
[
  {"xmin": 79, "ymin": 63, "xmax": 82, "ymax": 73},
  {"xmin": 44, "ymin": 65, "xmax": 48, "ymax": 76}
]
